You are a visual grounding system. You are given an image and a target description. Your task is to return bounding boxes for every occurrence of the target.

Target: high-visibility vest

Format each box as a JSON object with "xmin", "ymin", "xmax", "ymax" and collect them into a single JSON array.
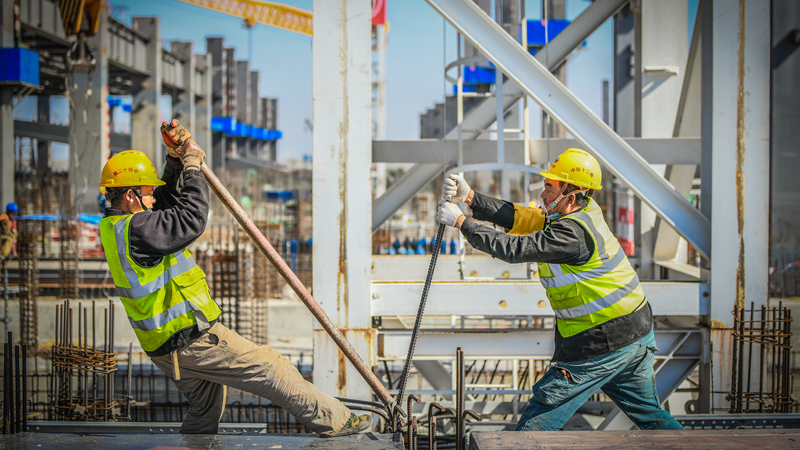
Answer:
[
  {"xmin": 538, "ymin": 199, "xmax": 647, "ymax": 338},
  {"xmin": 100, "ymin": 214, "xmax": 221, "ymax": 353},
  {"xmin": 0, "ymin": 213, "xmax": 15, "ymax": 233}
]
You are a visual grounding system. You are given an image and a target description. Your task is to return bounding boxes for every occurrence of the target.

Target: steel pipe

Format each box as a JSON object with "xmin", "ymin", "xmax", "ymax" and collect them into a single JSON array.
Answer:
[{"xmin": 199, "ymin": 162, "xmax": 394, "ymax": 410}]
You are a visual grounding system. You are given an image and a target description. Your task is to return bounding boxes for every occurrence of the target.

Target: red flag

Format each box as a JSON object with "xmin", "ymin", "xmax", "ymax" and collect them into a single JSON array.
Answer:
[{"xmin": 372, "ymin": 0, "xmax": 386, "ymax": 25}]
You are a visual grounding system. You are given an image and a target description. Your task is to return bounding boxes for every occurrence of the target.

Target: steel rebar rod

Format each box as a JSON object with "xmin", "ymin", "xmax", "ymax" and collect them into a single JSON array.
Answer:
[
  {"xmin": 15, "ymin": 345, "xmax": 21, "ymax": 433},
  {"xmin": 199, "ymin": 161, "xmax": 393, "ymax": 409},
  {"xmin": 396, "ymin": 221, "xmax": 447, "ymax": 411},
  {"xmin": 21, "ymin": 344, "xmax": 27, "ymax": 432}
]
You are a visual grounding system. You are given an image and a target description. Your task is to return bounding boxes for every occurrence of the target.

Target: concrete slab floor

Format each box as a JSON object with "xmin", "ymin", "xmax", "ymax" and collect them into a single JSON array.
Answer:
[
  {"xmin": 469, "ymin": 430, "xmax": 800, "ymax": 450},
  {"xmin": 0, "ymin": 432, "xmax": 404, "ymax": 450}
]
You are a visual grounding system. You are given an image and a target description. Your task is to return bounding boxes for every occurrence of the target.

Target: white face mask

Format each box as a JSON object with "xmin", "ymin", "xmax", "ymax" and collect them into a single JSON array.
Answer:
[{"xmin": 542, "ymin": 185, "xmax": 585, "ymax": 220}]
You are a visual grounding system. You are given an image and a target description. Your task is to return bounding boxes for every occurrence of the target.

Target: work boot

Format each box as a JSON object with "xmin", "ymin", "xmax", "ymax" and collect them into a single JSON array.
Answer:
[{"xmin": 328, "ymin": 412, "xmax": 373, "ymax": 437}]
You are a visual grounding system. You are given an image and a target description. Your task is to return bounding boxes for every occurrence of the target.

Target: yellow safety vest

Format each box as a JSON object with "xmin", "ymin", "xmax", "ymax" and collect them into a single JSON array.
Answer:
[
  {"xmin": 538, "ymin": 199, "xmax": 647, "ymax": 337},
  {"xmin": 100, "ymin": 214, "xmax": 221, "ymax": 352}
]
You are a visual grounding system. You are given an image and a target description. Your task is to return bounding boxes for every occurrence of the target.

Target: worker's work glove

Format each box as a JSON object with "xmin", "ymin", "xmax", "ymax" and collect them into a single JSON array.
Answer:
[
  {"xmin": 443, "ymin": 173, "xmax": 472, "ymax": 203},
  {"xmin": 176, "ymin": 139, "xmax": 206, "ymax": 170},
  {"xmin": 161, "ymin": 119, "xmax": 192, "ymax": 159},
  {"xmin": 436, "ymin": 201, "xmax": 465, "ymax": 228}
]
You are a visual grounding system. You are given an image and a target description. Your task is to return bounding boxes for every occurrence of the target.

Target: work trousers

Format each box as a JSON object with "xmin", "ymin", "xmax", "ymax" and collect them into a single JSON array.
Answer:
[
  {"xmin": 151, "ymin": 322, "xmax": 351, "ymax": 435},
  {"xmin": 516, "ymin": 331, "xmax": 684, "ymax": 431}
]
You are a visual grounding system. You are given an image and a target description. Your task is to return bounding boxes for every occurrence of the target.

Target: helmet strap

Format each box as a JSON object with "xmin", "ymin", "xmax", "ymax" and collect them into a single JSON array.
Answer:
[{"xmin": 131, "ymin": 188, "xmax": 151, "ymax": 213}]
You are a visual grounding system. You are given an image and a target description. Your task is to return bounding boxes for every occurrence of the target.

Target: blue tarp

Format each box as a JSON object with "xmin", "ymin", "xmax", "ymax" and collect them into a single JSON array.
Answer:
[
  {"xmin": 17, "ymin": 213, "xmax": 103, "ymax": 225},
  {"xmin": 211, "ymin": 117, "xmax": 282, "ymax": 141}
]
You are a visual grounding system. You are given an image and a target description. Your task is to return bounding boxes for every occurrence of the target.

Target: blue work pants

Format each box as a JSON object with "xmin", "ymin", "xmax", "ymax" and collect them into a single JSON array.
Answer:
[{"xmin": 516, "ymin": 331, "xmax": 684, "ymax": 431}]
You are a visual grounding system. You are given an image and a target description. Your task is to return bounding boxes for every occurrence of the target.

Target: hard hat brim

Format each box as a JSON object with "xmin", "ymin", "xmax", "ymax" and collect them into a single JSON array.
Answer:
[{"xmin": 98, "ymin": 179, "xmax": 167, "ymax": 188}]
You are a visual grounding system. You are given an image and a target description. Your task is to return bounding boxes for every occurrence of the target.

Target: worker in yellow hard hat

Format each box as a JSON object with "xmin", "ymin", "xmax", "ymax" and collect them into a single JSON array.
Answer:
[
  {"xmin": 98, "ymin": 121, "xmax": 368, "ymax": 437},
  {"xmin": 436, "ymin": 148, "xmax": 683, "ymax": 431}
]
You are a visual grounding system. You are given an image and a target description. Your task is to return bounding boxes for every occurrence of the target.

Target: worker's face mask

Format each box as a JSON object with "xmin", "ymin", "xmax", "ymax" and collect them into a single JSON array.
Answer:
[{"xmin": 542, "ymin": 185, "xmax": 584, "ymax": 221}]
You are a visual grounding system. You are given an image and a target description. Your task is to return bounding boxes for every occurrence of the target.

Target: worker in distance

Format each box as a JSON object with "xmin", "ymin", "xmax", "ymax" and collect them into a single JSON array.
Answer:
[
  {"xmin": 436, "ymin": 148, "xmax": 684, "ymax": 431},
  {"xmin": 0, "ymin": 202, "xmax": 18, "ymax": 258},
  {"xmin": 97, "ymin": 120, "xmax": 371, "ymax": 436}
]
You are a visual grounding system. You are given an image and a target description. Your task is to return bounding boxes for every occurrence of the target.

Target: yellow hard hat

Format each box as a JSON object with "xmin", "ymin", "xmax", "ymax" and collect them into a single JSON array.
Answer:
[
  {"xmin": 99, "ymin": 150, "xmax": 166, "ymax": 188},
  {"xmin": 540, "ymin": 148, "xmax": 603, "ymax": 190}
]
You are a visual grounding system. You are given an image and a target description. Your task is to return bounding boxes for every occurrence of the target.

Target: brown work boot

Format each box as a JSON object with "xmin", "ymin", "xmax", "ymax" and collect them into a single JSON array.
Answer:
[{"xmin": 327, "ymin": 412, "xmax": 373, "ymax": 437}]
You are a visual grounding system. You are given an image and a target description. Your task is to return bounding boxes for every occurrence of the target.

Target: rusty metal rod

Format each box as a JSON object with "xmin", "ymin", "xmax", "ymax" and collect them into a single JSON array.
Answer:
[{"xmin": 198, "ymin": 161, "xmax": 394, "ymax": 409}]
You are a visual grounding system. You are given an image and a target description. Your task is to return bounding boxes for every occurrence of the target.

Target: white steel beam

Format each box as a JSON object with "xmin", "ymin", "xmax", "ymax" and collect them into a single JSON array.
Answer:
[
  {"xmin": 372, "ymin": 163, "xmax": 443, "ymax": 231},
  {"xmin": 372, "ymin": 138, "xmax": 702, "ymax": 165},
  {"xmin": 425, "ymin": 0, "xmax": 711, "ymax": 259},
  {"xmin": 653, "ymin": 4, "xmax": 704, "ymax": 263},
  {"xmin": 312, "ymin": 0, "xmax": 373, "ymax": 400},
  {"xmin": 371, "ymin": 281, "xmax": 707, "ymax": 317},
  {"xmin": 633, "ymin": 0, "xmax": 688, "ymax": 278},
  {"xmin": 379, "ymin": 328, "xmax": 702, "ymax": 360},
  {"xmin": 707, "ymin": 0, "xmax": 770, "ymax": 411},
  {"xmin": 371, "ymin": 0, "xmax": 627, "ymax": 230}
]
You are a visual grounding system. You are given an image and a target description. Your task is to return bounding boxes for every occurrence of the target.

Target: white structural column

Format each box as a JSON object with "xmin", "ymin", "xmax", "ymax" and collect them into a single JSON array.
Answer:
[
  {"xmin": 708, "ymin": 0, "xmax": 770, "ymax": 411},
  {"xmin": 374, "ymin": 24, "xmax": 388, "ymax": 197},
  {"xmin": 0, "ymin": 0, "xmax": 14, "ymax": 208},
  {"xmin": 69, "ymin": 12, "xmax": 110, "ymax": 212},
  {"xmin": 312, "ymin": 0, "xmax": 374, "ymax": 400},
  {"xmin": 634, "ymin": 0, "xmax": 688, "ymax": 278}
]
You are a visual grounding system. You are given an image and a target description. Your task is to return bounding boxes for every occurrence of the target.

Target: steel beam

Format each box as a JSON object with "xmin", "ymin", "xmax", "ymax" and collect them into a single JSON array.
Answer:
[
  {"xmin": 371, "ymin": 281, "xmax": 706, "ymax": 317},
  {"xmin": 372, "ymin": 163, "xmax": 443, "ymax": 231},
  {"xmin": 312, "ymin": 0, "xmax": 373, "ymax": 401},
  {"xmin": 653, "ymin": 4, "xmax": 703, "ymax": 264},
  {"xmin": 372, "ymin": 138, "xmax": 701, "ymax": 165},
  {"xmin": 371, "ymin": 0, "xmax": 627, "ymax": 230},
  {"xmin": 425, "ymin": 0, "xmax": 711, "ymax": 259},
  {"xmin": 380, "ymin": 328, "xmax": 701, "ymax": 360}
]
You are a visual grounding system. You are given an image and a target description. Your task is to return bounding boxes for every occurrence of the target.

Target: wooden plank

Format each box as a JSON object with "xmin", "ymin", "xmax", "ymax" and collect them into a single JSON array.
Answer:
[{"xmin": 469, "ymin": 430, "xmax": 800, "ymax": 450}]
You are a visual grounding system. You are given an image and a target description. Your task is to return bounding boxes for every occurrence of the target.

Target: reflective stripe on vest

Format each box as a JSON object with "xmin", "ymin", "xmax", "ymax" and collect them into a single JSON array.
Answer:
[
  {"xmin": 112, "ymin": 218, "xmax": 198, "ymax": 299},
  {"xmin": 552, "ymin": 275, "xmax": 639, "ymax": 320},
  {"xmin": 539, "ymin": 199, "xmax": 646, "ymax": 337},
  {"xmin": 100, "ymin": 214, "xmax": 222, "ymax": 352}
]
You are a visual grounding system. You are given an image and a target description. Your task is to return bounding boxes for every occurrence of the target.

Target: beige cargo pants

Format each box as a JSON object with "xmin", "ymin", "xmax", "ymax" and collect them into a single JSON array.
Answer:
[{"xmin": 151, "ymin": 322, "xmax": 352, "ymax": 435}]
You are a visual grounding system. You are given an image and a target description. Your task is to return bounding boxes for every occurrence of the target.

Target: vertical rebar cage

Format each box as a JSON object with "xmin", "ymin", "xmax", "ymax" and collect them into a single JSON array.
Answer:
[{"xmin": 730, "ymin": 302, "xmax": 796, "ymax": 413}]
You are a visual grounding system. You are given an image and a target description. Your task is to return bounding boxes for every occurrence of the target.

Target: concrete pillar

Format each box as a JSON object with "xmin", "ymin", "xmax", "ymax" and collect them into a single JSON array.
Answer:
[
  {"xmin": 194, "ymin": 53, "xmax": 213, "ymax": 167},
  {"xmin": 312, "ymin": 0, "xmax": 373, "ymax": 400},
  {"xmin": 706, "ymin": 0, "xmax": 770, "ymax": 411},
  {"xmin": 171, "ymin": 41, "xmax": 196, "ymax": 140},
  {"xmin": 69, "ymin": 12, "xmax": 110, "ymax": 212},
  {"xmin": 131, "ymin": 17, "xmax": 162, "ymax": 172}
]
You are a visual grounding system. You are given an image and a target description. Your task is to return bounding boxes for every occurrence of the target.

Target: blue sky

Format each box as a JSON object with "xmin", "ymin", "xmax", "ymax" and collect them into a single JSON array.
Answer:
[{"xmin": 104, "ymin": 0, "xmax": 698, "ymax": 161}]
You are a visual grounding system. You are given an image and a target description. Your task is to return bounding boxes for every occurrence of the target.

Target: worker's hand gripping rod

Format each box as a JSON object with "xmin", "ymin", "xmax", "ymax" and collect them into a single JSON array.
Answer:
[
  {"xmin": 197, "ymin": 160, "xmax": 394, "ymax": 410},
  {"xmin": 394, "ymin": 195, "xmax": 451, "ymax": 410}
]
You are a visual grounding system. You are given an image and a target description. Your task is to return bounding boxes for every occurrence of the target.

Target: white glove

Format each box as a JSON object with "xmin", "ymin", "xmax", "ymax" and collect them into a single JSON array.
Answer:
[
  {"xmin": 443, "ymin": 173, "xmax": 471, "ymax": 203},
  {"xmin": 437, "ymin": 201, "xmax": 465, "ymax": 228}
]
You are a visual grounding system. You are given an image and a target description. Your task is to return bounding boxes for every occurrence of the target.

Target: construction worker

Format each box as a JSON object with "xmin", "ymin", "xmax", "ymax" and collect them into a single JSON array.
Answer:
[
  {"xmin": 436, "ymin": 149, "xmax": 683, "ymax": 431},
  {"xmin": 97, "ymin": 120, "xmax": 371, "ymax": 436},
  {"xmin": 0, "ymin": 202, "xmax": 18, "ymax": 258}
]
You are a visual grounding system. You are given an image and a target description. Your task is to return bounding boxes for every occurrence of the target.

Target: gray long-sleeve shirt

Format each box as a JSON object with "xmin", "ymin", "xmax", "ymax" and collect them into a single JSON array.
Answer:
[{"xmin": 459, "ymin": 191, "xmax": 652, "ymax": 363}]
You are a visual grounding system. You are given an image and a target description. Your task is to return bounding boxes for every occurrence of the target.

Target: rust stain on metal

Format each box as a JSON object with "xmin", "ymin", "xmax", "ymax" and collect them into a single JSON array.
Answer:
[
  {"xmin": 711, "ymin": 319, "xmax": 733, "ymax": 329},
  {"xmin": 734, "ymin": 0, "xmax": 746, "ymax": 311},
  {"xmin": 336, "ymin": 0, "xmax": 349, "ymax": 322},
  {"xmin": 337, "ymin": 348, "xmax": 347, "ymax": 391}
]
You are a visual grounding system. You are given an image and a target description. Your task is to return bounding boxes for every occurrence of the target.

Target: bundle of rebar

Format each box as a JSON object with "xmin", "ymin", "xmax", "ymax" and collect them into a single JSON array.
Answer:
[
  {"xmin": 730, "ymin": 302, "xmax": 796, "ymax": 413},
  {"xmin": 17, "ymin": 219, "xmax": 39, "ymax": 348},
  {"xmin": 51, "ymin": 299, "xmax": 119, "ymax": 421},
  {"xmin": 3, "ymin": 332, "xmax": 28, "ymax": 435}
]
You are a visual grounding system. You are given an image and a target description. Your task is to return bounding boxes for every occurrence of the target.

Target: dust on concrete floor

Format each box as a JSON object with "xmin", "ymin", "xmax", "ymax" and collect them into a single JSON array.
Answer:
[{"xmin": 0, "ymin": 431, "xmax": 403, "ymax": 450}]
